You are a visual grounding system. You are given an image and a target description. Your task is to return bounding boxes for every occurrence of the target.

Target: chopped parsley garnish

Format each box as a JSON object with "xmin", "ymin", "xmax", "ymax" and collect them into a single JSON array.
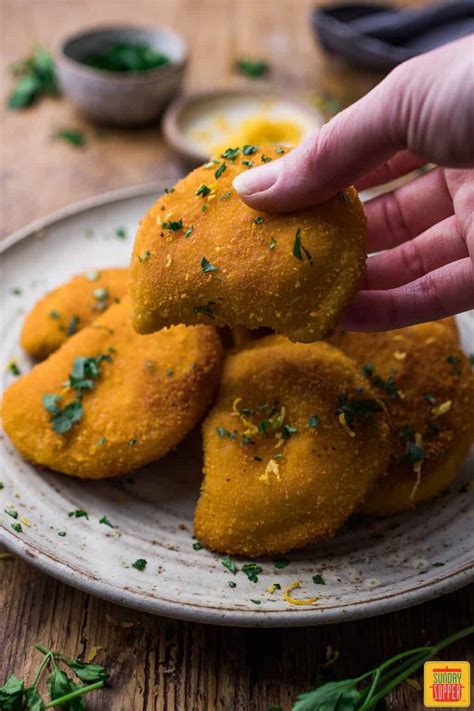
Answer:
[
  {"xmin": 261, "ymin": 154, "xmax": 272, "ymax": 163},
  {"xmin": 307, "ymin": 415, "xmax": 320, "ymax": 429},
  {"xmin": 360, "ymin": 363, "xmax": 374, "ymax": 378},
  {"xmin": 281, "ymin": 424, "xmax": 297, "ymax": 439},
  {"xmin": 193, "ymin": 301, "xmax": 217, "ymax": 319},
  {"xmin": 55, "ymin": 129, "xmax": 86, "ymax": 147},
  {"xmin": 371, "ymin": 373, "xmax": 399, "ymax": 399},
  {"xmin": 195, "ymin": 184, "xmax": 211, "ymax": 198},
  {"xmin": 132, "ymin": 558, "xmax": 147, "ymax": 571},
  {"xmin": 193, "ymin": 542, "xmax": 202, "ymax": 551},
  {"xmin": 254, "ymin": 456, "xmax": 262, "ymax": 462},
  {"xmin": 11, "ymin": 523, "xmax": 23, "ymax": 533},
  {"xmin": 269, "ymin": 238, "xmax": 276, "ymax": 251},
  {"xmin": 254, "ymin": 216, "xmax": 265, "ymax": 224},
  {"xmin": 99, "ymin": 516, "xmax": 114, "ymax": 528},
  {"xmin": 201, "ymin": 257, "xmax": 219, "ymax": 273},
  {"xmin": 243, "ymin": 145, "xmax": 258, "ymax": 155},
  {"xmin": 184, "ymin": 227, "xmax": 193, "ymax": 238},
  {"xmin": 49, "ymin": 309, "xmax": 60, "ymax": 319},
  {"xmin": 273, "ymin": 558, "xmax": 289, "ymax": 569},
  {"xmin": 65, "ymin": 354, "xmax": 112, "ymax": 396},
  {"xmin": 214, "ymin": 163, "xmax": 226, "ymax": 179},
  {"xmin": 242, "ymin": 562, "xmax": 263, "ymax": 583},
  {"xmin": 8, "ymin": 47, "xmax": 58, "ymax": 109},
  {"xmin": 432, "ymin": 562, "xmax": 445, "ymax": 567},
  {"xmin": 222, "ymin": 555, "xmax": 237, "ymax": 574},
  {"xmin": 115, "ymin": 227, "xmax": 127, "ymax": 239},
  {"xmin": 166, "ymin": 368, "xmax": 174, "ymax": 378},
  {"xmin": 403, "ymin": 440, "xmax": 426, "ymax": 465},
  {"xmin": 57, "ymin": 531, "xmax": 67, "ymax": 537},
  {"xmin": 312, "ymin": 573, "xmax": 326, "ymax": 585},
  {"xmin": 43, "ymin": 354, "xmax": 111, "ymax": 433},
  {"xmin": 424, "ymin": 392, "xmax": 437, "ymax": 404},
  {"xmin": 84, "ymin": 42, "xmax": 169, "ymax": 73},
  {"xmin": 201, "ymin": 205, "xmax": 208, "ymax": 212},
  {"xmin": 235, "ymin": 58, "xmax": 269, "ymax": 78},
  {"xmin": 161, "ymin": 219, "xmax": 183, "ymax": 231},
  {"xmin": 11, "ymin": 287, "xmax": 22, "ymax": 295},
  {"xmin": 68, "ymin": 509, "xmax": 89, "ymax": 519},
  {"xmin": 221, "ymin": 147, "xmax": 240, "ymax": 161},
  {"xmin": 164, "ymin": 186, "xmax": 175, "ymax": 194},
  {"xmin": 216, "ymin": 427, "xmax": 236, "ymax": 440},
  {"xmin": 336, "ymin": 395, "xmax": 383, "ymax": 432},
  {"xmin": 7, "ymin": 361, "xmax": 21, "ymax": 376},
  {"xmin": 292, "ymin": 228, "xmax": 313, "ymax": 265},
  {"xmin": 85, "ymin": 271, "xmax": 99, "ymax": 281},
  {"xmin": 275, "ymin": 147, "xmax": 285, "ymax": 154},
  {"xmin": 5, "ymin": 509, "xmax": 18, "ymax": 519},
  {"xmin": 250, "ymin": 599, "xmax": 261, "ymax": 605},
  {"xmin": 220, "ymin": 191, "xmax": 233, "ymax": 200},
  {"xmin": 66, "ymin": 314, "xmax": 79, "ymax": 336},
  {"xmin": 228, "ymin": 581, "xmax": 237, "ymax": 588},
  {"xmin": 242, "ymin": 160, "xmax": 254, "ymax": 167},
  {"xmin": 137, "ymin": 250, "xmax": 151, "ymax": 262},
  {"xmin": 43, "ymin": 396, "xmax": 83, "ymax": 434},
  {"xmin": 128, "ymin": 438, "xmax": 137, "ymax": 446},
  {"xmin": 241, "ymin": 435, "xmax": 255, "ymax": 445},
  {"xmin": 447, "ymin": 354, "xmax": 462, "ymax": 375}
]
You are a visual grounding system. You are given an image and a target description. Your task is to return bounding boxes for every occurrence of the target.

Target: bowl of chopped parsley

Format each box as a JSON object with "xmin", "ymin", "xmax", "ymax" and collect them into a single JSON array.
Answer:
[{"xmin": 57, "ymin": 25, "xmax": 188, "ymax": 125}]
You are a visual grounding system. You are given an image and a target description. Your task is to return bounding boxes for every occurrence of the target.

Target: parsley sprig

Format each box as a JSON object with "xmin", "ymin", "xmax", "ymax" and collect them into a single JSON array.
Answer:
[
  {"xmin": 291, "ymin": 625, "xmax": 473, "ymax": 710},
  {"xmin": 0, "ymin": 643, "xmax": 109, "ymax": 709}
]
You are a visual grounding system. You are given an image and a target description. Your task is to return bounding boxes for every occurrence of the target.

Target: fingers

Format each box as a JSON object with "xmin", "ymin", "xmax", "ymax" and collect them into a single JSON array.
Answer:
[
  {"xmin": 355, "ymin": 151, "xmax": 426, "ymax": 191},
  {"xmin": 363, "ymin": 216, "xmax": 468, "ymax": 290},
  {"xmin": 341, "ymin": 257, "xmax": 474, "ymax": 331},
  {"xmin": 364, "ymin": 168, "xmax": 454, "ymax": 252},
  {"xmin": 232, "ymin": 73, "xmax": 405, "ymax": 211}
]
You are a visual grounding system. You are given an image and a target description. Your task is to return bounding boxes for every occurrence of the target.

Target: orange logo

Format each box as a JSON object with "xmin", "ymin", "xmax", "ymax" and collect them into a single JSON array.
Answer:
[{"xmin": 424, "ymin": 661, "xmax": 470, "ymax": 707}]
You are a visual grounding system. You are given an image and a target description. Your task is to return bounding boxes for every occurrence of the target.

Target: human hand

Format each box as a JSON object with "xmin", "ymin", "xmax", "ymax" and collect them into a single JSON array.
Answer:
[{"xmin": 232, "ymin": 37, "xmax": 474, "ymax": 331}]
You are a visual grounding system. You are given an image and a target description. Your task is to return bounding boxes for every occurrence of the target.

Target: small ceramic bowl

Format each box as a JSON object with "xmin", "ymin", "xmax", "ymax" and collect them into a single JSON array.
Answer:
[
  {"xmin": 162, "ymin": 88, "xmax": 324, "ymax": 164},
  {"xmin": 56, "ymin": 25, "xmax": 188, "ymax": 125}
]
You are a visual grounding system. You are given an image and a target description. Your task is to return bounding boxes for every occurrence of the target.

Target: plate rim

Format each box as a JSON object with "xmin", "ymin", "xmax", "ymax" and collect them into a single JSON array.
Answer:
[
  {"xmin": 1, "ymin": 186, "xmax": 473, "ymax": 627},
  {"xmin": 0, "ymin": 526, "xmax": 472, "ymax": 627}
]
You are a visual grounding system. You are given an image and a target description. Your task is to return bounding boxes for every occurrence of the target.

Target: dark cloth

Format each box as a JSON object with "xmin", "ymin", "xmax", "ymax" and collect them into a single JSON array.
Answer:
[{"xmin": 312, "ymin": 2, "xmax": 474, "ymax": 71}]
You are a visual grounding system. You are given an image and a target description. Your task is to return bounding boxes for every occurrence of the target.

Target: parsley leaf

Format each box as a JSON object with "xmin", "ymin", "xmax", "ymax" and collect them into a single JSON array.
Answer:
[
  {"xmin": 307, "ymin": 415, "xmax": 320, "ymax": 429},
  {"xmin": 243, "ymin": 144, "xmax": 258, "ymax": 155},
  {"xmin": 55, "ymin": 129, "xmax": 86, "ymax": 147},
  {"xmin": 215, "ymin": 163, "xmax": 226, "ymax": 179},
  {"xmin": 292, "ymin": 228, "xmax": 313, "ymax": 265},
  {"xmin": 273, "ymin": 558, "xmax": 289, "ymax": 569},
  {"xmin": 312, "ymin": 573, "xmax": 325, "ymax": 585},
  {"xmin": 201, "ymin": 257, "xmax": 219, "ymax": 273},
  {"xmin": 67, "ymin": 314, "xmax": 79, "ymax": 336},
  {"xmin": 132, "ymin": 558, "xmax": 147, "ymax": 571},
  {"xmin": 195, "ymin": 184, "xmax": 211, "ymax": 198},
  {"xmin": 242, "ymin": 563, "xmax": 263, "ymax": 583},
  {"xmin": 235, "ymin": 58, "xmax": 269, "ymax": 78},
  {"xmin": 222, "ymin": 555, "xmax": 238, "ymax": 574},
  {"xmin": 221, "ymin": 147, "xmax": 240, "ymax": 161},
  {"xmin": 161, "ymin": 219, "xmax": 183, "ymax": 231}
]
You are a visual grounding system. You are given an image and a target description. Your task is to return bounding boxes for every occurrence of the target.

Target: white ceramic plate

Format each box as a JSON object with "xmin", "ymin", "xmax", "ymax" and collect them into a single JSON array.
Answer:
[{"xmin": 1, "ymin": 184, "xmax": 473, "ymax": 627}]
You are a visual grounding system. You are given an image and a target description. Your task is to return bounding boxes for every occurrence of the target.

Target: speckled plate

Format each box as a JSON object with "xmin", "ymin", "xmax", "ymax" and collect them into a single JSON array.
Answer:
[{"xmin": 1, "ymin": 184, "xmax": 473, "ymax": 627}]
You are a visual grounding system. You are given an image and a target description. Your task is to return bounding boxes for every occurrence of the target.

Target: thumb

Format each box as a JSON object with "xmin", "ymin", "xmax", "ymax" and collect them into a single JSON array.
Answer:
[{"xmin": 232, "ymin": 74, "xmax": 405, "ymax": 212}]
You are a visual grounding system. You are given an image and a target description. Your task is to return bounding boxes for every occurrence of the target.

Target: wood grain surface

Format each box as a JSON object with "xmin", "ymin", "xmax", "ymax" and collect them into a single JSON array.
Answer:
[{"xmin": 1, "ymin": 1, "xmax": 472, "ymax": 710}]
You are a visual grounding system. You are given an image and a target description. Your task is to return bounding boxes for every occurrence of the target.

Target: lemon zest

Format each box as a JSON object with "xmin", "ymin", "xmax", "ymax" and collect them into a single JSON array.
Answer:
[{"xmin": 283, "ymin": 581, "xmax": 318, "ymax": 606}]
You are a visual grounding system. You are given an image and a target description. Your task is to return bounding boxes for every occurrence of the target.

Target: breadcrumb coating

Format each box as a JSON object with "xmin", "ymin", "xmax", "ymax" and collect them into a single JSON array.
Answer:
[
  {"xmin": 20, "ymin": 268, "xmax": 129, "ymax": 359},
  {"xmin": 4, "ymin": 297, "xmax": 223, "ymax": 478},
  {"xmin": 194, "ymin": 336, "xmax": 390, "ymax": 555},
  {"xmin": 329, "ymin": 320, "xmax": 474, "ymax": 515},
  {"xmin": 130, "ymin": 145, "xmax": 367, "ymax": 343}
]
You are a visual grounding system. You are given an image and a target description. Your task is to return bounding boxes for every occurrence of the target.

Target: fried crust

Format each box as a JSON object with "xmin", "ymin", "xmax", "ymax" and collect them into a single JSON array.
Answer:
[
  {"xmin": 130, "ymin": 146, "xmax": 367, "ymax": 343},
  {"xmin": 194, "ymin": 336, "xmax": 390, "ymax": 555},
  {"xmin": 20, "ymin": 268, "xmax": 129, "ymax": 359},
  {"xmin": 4, "ymin": 298, "xmax": 223, "ymax": 478},
  {"xmin": 329, "ymin": 321, "xmax": 474, "ymax": 515}
]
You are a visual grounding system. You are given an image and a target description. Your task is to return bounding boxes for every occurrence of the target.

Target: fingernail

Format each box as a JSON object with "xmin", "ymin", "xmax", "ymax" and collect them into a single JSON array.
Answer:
[{"xmin": 232, "ymin": 162, "xmax": 280, "ymax": 196}]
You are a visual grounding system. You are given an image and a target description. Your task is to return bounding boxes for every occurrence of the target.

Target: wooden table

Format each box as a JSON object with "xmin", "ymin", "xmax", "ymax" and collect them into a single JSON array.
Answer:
[{"xmin": 1, "ymin": 1, "xmax": 472, "ymax": 709}]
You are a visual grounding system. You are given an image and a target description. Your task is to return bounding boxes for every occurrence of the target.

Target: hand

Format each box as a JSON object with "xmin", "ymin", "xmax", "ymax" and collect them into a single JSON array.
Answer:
[{"xmin": 232, "ymin": 37, "xmax": 474, "ymax": 331}]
